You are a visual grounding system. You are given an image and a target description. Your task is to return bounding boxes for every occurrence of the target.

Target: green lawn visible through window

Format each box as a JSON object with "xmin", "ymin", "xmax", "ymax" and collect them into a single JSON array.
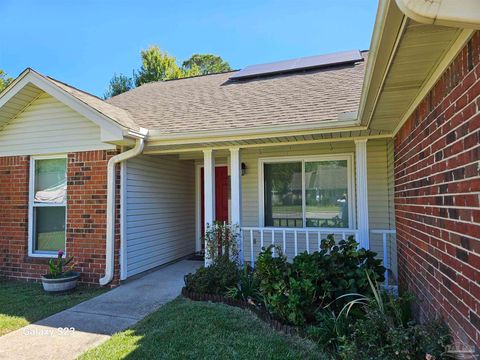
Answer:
[
  {"xmin": 36, "ymin": 230, "xmax": 65, "ymax": 251},
  {"xmin": 0, "ymin": 279, "xmax": 107, "ymax": 336}
]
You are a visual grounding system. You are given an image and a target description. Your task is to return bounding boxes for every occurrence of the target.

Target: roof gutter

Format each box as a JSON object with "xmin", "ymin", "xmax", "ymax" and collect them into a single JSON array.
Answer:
[
  {"xmin": 394, "ymin": 0, "xmax": 480, "ymax": 29},
  {"xmin": 99, "ymin": 130, "xmax": 148, "ymax": 286}
]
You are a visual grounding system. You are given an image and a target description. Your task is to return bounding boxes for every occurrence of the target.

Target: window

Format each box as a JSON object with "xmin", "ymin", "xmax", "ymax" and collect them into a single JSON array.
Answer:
[
  {"xmin": 262, "ymin": 156, "xmax": 352, "ymax": 228},
  {"xmin": 29, "ymin": 156, "xmax": 67, "ymax": 256},
  {"xmin": 264, "ymin": 162, "xmax": 303, "ymax": 227}
]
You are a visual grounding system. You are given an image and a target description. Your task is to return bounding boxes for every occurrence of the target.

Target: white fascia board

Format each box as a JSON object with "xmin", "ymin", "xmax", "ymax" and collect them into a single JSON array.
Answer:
[{"xmin": 147, "ymin": 120, "xmax": 364, "ymax": 146}]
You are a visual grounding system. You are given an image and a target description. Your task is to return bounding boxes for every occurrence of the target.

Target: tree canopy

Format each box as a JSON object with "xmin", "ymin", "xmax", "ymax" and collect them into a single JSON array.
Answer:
[
  {"xmin": 104, "ymin": 46, "xmax": 230, "ymax": 98},
  {"xmin": 104, "ymin": 73, "xmax": 134, "ymax": 99},
  {"xmin": 0, "ymin": 70, "xmax": 13, "ymax": 93},
  {"xmin": 134, "ymin": 46, "xmax": 182, "ymax": 87},
  {"xmin": 182, "ymin": 54, "xmax": 231, "ymax": 75}
]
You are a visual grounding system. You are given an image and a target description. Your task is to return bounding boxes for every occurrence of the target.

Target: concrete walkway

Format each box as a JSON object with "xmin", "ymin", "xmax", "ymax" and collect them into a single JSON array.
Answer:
[{"xmin": 0, "ymin": 260, "xmax": 202, "ymax": 360}]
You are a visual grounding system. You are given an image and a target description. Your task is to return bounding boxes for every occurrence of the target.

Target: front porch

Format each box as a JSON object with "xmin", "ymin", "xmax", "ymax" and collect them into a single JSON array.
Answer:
[{"xmin": 123, "ymin": 136, "xmax": 397, "ymax": 283}]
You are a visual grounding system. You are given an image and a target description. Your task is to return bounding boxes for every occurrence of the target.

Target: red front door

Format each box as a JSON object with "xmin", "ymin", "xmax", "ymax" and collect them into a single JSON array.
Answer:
[{"xmin": 201, "ymin": 166, "xmax": 229, "ymax": 236}]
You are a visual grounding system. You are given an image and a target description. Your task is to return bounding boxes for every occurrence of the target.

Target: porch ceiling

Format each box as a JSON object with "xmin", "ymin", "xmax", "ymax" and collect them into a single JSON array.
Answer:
[
  {"xmin": 142, "ymin": 128, "xmax": 391, "ymax": 155},
  {"xmin": 361, "ymin": 1, "xmax": 468, "ymax": 134}
]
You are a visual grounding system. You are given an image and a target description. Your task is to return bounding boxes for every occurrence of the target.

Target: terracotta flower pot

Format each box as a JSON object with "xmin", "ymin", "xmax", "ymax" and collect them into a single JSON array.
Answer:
[{"xmin": 41, "ymin": 272, "xmax": 80, "ymax": 293}]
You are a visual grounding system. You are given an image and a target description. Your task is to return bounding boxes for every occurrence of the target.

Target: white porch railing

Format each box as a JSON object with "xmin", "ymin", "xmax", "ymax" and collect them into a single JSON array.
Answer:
[
  {"xmin": 370, "ymin": 229, "xmax": 397, "ymax": 285},
  {"xmin": 241, "ymin": 227, "xmax": 359, "ymax": 264},
  {"xmin": 240, "ymin": 227, "xmax": 396, "ymax": 284}
]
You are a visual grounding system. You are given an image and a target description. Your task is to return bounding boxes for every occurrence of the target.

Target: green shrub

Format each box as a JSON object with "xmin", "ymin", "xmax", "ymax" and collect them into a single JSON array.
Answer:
[
  {"xmin": 225, "ymin": 265, "xmax": 261, "ymax": 303},
  {"xmin": 184, "ymin": 255, "xmax": 239, "ymax": 295},
  {"xmin": 336, "ymin": 307, "xmax": 450, "ymax": 359},
  {"xmin": 306, "ymin": 310, "xmax": 350, "ymax": 352},
  {"xmin": 309, "ymin": 271, "xmax": 451, "ymax": 359},
  {"xmin": 254, "ymin": 235, "xmax": 385, "ymax": 326}
]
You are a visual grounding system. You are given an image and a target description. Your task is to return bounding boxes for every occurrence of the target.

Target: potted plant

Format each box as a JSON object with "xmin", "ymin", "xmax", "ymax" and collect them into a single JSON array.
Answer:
[{"xmin": 41, "ymin": 250, "xmax": 80, "ymax": 293}]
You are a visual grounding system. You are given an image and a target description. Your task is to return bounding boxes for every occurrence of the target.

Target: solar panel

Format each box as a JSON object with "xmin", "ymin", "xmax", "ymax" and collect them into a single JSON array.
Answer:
[{"xmin": 230, "ymin": 50, "xmax": 363, "ymax": 80}]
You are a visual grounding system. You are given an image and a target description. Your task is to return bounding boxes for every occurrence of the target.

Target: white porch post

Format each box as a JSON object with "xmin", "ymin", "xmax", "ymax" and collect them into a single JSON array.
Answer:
[
  {"xmin": 355, "ymin": 139, "xmax": 369, "ymax": 249},
  {"xmin": 203, "ymin": 149, "xmax": 215, "ymax": 266},
  {"xmin": 230, "ymin": 147, "xmax": 242, "ymax": 263}
]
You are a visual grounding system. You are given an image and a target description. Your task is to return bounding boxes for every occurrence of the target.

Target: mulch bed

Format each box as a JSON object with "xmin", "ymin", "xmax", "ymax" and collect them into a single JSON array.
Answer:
[{"xmin": 181, "ymin": 287, "xmax": 305, "ymax": 337}]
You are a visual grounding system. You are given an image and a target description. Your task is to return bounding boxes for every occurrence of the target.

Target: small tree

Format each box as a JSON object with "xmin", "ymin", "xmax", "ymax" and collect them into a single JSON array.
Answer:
[
  {"xmin": 104, "ymin": 73, "xmax": 134, "ymax": 98},
  {"xmin": 134, "ymin": 46, "xmax": 182, "ymax": 86}
]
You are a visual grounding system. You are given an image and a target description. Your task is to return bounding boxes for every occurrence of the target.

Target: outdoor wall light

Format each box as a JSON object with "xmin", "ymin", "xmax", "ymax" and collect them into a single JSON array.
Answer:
[{"xmin": 241, "ymin": 162, "xmax": 247, "ymax": 176}]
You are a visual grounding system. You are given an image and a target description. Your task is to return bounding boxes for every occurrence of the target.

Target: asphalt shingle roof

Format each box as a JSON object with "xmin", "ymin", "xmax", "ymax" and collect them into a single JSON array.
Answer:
[
  {"xmin": 46, "ymin": 76, "xmax": 140, "ymax": 131},
  {"xmin": 106, "ymin": 52, "xmax": 367, "ymax": 134}
]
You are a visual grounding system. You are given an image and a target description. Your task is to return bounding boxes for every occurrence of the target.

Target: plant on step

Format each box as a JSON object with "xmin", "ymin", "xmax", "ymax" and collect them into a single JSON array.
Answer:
[
  {"xmin": 184, "ymin": 255, "xmax": 240, "ymax": 295},
  {"xmin": 225, "ymin": 264, "xmax": 261, "ymax": 303},
  {"xmin": 254, "ymin": 235, "xmax": 385, "ymax": 326},
  {"xmin": 46, "ymin": 250, "xmax": 75, "ymax": 279},
  {"xmin": 203, "ymin": 222, "xmax": 239, "ymax": 263}
]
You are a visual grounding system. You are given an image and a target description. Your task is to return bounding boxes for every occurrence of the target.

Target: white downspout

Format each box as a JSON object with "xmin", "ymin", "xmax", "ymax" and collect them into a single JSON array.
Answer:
[
  {"xmin": 99, "ymin": 135, "xmax": 147, "ymax": 286},
  {"xmin": 394, "ymin": 0, "xmax": 480, "ymax": 29}
]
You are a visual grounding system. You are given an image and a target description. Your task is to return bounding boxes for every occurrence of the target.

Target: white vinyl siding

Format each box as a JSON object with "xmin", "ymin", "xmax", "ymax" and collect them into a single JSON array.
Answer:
[
  {"xmin": 366, "ymin": 139, "xmax": 396, "ymax": 273},
  {"xmin": 0, "ymin": 92, "xmax": 115, "ymax": 156},
  {"xmin": 367, "ymin": 139, "xmax": 392, "ymax": 229},
  {"xmin": 125, "ymin": 154, "xmax": 195, "ymax": 278}
]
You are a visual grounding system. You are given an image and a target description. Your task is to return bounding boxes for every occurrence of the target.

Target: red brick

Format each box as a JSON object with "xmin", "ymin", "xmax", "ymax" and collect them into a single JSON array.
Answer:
[
  {"xmin": 395, "ymin": 32, "xmax": 480, "ymax": 349},
  {"xmin": 0, "ymin": 150, "xmax": 120, "ymax": 286}
]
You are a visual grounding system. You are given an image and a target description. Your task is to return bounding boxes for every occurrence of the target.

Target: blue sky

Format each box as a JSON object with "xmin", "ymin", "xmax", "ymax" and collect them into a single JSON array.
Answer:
[{"xmin": 1, "ymin": 0, "xmax": 378, "ymax": 97}]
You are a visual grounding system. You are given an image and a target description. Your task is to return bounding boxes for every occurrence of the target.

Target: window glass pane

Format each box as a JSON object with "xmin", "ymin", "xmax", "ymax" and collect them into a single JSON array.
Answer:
[
  {"xmin": 305, "ymin": 160, "xmax": 349, "ymax": 228},
  {"xmin": 34, "ymin": 158, "xmax": 67, "ymax": 203},
  {"xmin": 264, "ymin": 162, "xmax": 302, "ymax": 227},
  {"xmin": 33, "ymin": 207, "xmax": 66, "ymax": 252}
]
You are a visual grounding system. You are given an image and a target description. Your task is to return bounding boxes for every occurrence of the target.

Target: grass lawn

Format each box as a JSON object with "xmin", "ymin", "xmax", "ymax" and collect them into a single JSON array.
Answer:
[
  {"xmin": 79, "ymin": 297, "xmax": 325, "ymax": 360},
  {"xmin": 0, "ymin": 279, "xmax": 107, "ymax": 336}
]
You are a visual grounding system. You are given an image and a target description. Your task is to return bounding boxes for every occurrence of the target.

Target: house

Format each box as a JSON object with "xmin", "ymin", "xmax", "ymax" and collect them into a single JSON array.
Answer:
[{"xmin": 0, "ymin": 0, "xmax": 479, "ymax": 349}]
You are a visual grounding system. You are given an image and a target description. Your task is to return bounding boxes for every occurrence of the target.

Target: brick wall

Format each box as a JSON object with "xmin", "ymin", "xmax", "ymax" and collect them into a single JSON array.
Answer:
[
  {"xmin": 66, "ymin": 150, "xmax": 121, "ymax": 285},
  {"xmin": 0, "ymin": 149, "xmax": 120, "ymax": 285},
  {"xmin": 395, "ymin": 32, "xmax": 480, "ymax": 348}
]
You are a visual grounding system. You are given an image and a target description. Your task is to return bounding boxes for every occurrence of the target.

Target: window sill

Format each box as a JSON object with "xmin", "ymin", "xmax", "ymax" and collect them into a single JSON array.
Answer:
[{"xmin": 28, "ymin": 252, "xmax": 65, "ymax": 259}]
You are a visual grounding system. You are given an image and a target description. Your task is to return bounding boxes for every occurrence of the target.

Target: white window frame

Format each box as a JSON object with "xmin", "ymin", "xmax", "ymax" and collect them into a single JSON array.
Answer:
[
  {"xmin": 258, "ymin": 153, "xmax": 355, "ymax": 230},
  {"xmin": 28, "ymin": 154, "xmax": 68, "ymax": 258}
]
